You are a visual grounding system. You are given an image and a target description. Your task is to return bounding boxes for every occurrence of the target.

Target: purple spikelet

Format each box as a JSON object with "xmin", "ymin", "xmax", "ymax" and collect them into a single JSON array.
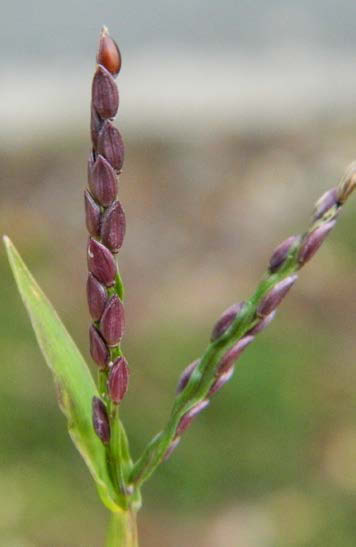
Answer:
[
  {"xmin": 298, "ymin": 221, "xmax": 336, "ymax": 266},
  {"xmin": 269, "ymin": 236, "xmax": 299, "ymax": 273},
  {"xmin": 257, "ymin": 275, "xmax": 298, "ymax": 317},
  {"xmin": 176, "ymin": 359, "xmax": 200, "ymax": 394},
  {"xmin": 217, "ymin": 335, "xmax": 255, "ymax": 374},
  {"xmin": 176, "ymin": 400, "xmax": 210, "ymax": 436},
  {"xmin": 209, "ymin": 367, "xmax": 235, "ymax": 397},
  {"xmin": 108, "ymin": 357, "xmax": 129, "ymax": 404},
  {"xmin": 92, "ymin": 397, "xmax": 111, "ymax": 444},
  {"xmin": 211, "ymin": 302, "xmax": 244, "ymax": 341}
]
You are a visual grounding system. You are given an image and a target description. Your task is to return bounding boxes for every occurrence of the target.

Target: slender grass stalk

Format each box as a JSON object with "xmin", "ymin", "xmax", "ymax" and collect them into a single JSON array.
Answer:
[{"xmin": 106, "ymin": 510, "xmax": 138, "ymax": 547}]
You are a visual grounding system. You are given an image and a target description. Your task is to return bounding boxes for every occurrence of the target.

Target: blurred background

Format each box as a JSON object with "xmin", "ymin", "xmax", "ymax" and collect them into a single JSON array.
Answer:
[{"xmin": 1, "ymin": 1, "xmax": 356, "ymax": 546}]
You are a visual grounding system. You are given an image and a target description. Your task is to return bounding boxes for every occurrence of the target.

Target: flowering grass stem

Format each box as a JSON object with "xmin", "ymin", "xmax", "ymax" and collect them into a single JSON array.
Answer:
[{"xmin": 129, "ymin": 162, "xmax": 356, "ymax": 487}]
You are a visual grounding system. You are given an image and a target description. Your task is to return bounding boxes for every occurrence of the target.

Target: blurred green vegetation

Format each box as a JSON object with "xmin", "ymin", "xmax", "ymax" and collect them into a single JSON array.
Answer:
[{"xmin": 1, "ymin": 122, "xmax": 356, "ymax": 546}]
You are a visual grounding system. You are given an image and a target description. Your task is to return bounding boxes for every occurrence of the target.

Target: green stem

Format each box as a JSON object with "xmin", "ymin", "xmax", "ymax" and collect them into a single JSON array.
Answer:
[{"xmin": 106, "ymin": 509, "xmax": 139, "ymax": 547}]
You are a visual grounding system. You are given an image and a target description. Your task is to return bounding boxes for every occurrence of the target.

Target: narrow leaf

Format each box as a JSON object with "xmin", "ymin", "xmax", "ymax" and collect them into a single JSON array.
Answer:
[{"xmin": 3, "ymin": 236, "xmax": 121, "ymax": 511}]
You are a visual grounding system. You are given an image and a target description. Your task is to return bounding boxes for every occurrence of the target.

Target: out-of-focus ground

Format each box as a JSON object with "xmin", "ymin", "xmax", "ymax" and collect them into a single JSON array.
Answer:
[{"xmin": 1, "ymin": 4, "xmax": 356, "ymax": 545}]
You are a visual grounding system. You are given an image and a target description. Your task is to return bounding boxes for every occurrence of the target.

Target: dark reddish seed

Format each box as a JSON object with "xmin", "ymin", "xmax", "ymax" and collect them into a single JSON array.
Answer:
[
  {"xmin": 92, "ymin": 396, "xmax": 111, "ymax": 444},
  {"xmin": 97, "ymin": 120, "xmax": 125, "ymax": 172},
  {"xmin": 100, "ymin": 295, "xmax": 125, "ymax": 346},
  {"xmin": 92, "ymin": 65, "xmax": 119, "ymax": 120},
  {"xmin": 89, "ymin": 325, "xmax": 109, "ymax": 368},
  {"xmin": 101, "ymin": 200, "xmax": 126, "ymax": 253},
  {"xmin": 84, "ymin": 190, "xmax": 101, "ymax": 237},
  {"xmin": 108, "ymin": 357, "xmax": 129, "ymax": 404},
  {"xmin": 88, "ymin": 154, "xmax": 118, "ymax": 207},
  {"xmin": 87, "ymin": 237, "xmax": 117, "ymax": 286},
  {"xmin": 87, "ymin": 274, "xmax": 107, "ymax": 321},
  {"xmin": 97, "ymin": 29, "xmax": 122, "ymax": 77}
]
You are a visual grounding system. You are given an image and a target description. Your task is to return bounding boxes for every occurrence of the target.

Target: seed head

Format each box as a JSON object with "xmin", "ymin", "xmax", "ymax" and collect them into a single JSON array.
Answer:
[
  {"xmin": 87, "ymin": 274, "xmax": 107, "ymax": 321},
  {"xmin": 217, "ymin": 335, "xmax": 255, "ymax": 374},
  {"xmin": 298, "ymin": 221, "xmax": 336, "ymax": 266},
  {"xmin": 100, "ymin": 200, "xmax": 126, "ymax": 253},
  {"xmin": 92, "ymin": 396, "xmax": 111, "ymax": 444},
  {"xmin": 257, "ymin": 275, "xmax": 298, "ymax": 317},
  {"xmin": 97, "ymin": 27, "xmax": 122, "ymax": 77},
  {"xmin": 89, "ymin": 325, "xmax": 109, "ymax": 368},
  {"xmin": 108, "ymin": 357, "xmax": 129, "ymax": 404},
  {"xmin": 100, "ymin": 295, "xmax": 125, "ymax": 346},
  {"xmin": 87, "ymin": 237, "xmax": 117, "ymax": 286},
  {"xmin": 210, "ymin": 301, "xmax": 244, "ymax": 341}
]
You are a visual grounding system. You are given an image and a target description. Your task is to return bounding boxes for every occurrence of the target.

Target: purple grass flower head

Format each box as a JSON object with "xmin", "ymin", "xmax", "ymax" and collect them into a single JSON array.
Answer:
[
  {"xmin": 100, "ymin": 295, "xmax": 125, "ymax": 346},
  {"xmin": 269, "ymin": 235, "xmax": 299, "ymax": 273},
  {"xmin": 176, "ymin": 359, "xmax": 200, "ymax": 394},
  {"xmin": 257, "ymin": 275, "xmax": 298, "ymax": 317},
  {"xmin": 298, "ymin": 221, "xmax": 336, "ymax": 266},
  {"xmin": 108, "ymin": 357, "xmax": 129, "ymax": 404},
  {"xmin": 92, "ymin": 397, "xmax": 111, "ymax": 444},
  {"xmin": 176, "ymin": 400, "xmax": 210, "ymax": 436},
  {"xmin": 217, "ymin": 335, "xmax": 255, "ymax": 374},
  {"xmin": 211, "ymin": 301, "xmax": 244, "ymax": 341}
]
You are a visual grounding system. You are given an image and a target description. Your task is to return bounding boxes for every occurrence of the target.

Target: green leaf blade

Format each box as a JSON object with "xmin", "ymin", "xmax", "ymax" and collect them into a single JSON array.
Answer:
[{"xmin": 3, "ymin": 236, "xmax": 121, "ymax": 511}]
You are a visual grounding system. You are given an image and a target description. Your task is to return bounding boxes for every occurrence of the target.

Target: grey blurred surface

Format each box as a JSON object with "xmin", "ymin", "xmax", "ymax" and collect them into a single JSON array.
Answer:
[{"xmin": 2, "ymin": 1, "xmax": 356, "ymax": 144}]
